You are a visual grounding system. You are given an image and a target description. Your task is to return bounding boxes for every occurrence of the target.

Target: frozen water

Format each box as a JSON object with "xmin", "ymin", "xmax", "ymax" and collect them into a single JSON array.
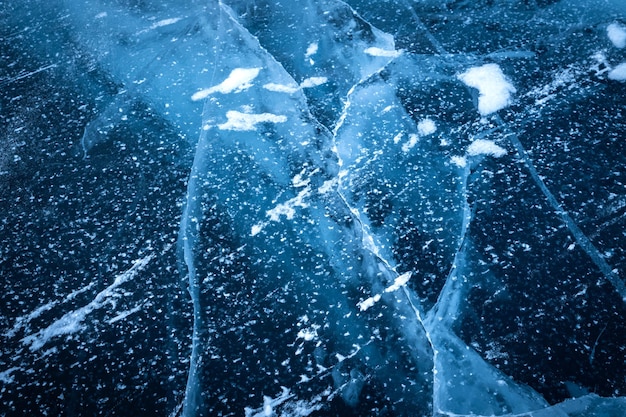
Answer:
[{"xmin": 2, "ymin": 0, "xmax": 626, "ymax": 416}]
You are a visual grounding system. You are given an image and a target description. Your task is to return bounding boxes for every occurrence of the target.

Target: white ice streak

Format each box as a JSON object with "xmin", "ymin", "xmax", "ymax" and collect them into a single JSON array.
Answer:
[
  {"xmin": 383, "ymin": 271, "xmax": 412, "ymax": 293},
  {"xmin": 0, "ymin": 367, "xmax": 20, "ymax": 384},
  {"xmin": 191, "ymin": 67, "xmax": 262, "ymax": 101},
  {"xmin": 364, "ymin": 47, "xmax": 402, "ymax": 58},
  {"xmin": 150, "ymin": 17, "xmax": 183, "ymax": 29},
  {"xmin": 300, "ymin": 77, "xmax": 328, "ymax": 88},
  {"xmin": 22, "ymin": 254, "xmax": 155, "ymax": 351},
  {"xmin": 135, "ymin": 17, "xmax": 184, "ymax": 35},
  {"xmin": 107, "ymin": 304, "xmax": 143, "ymax": 324},
  {"xmin": 5, "ymin": 282, "xmax": 96, "ymax": 338},
  {"xmin": 608, "ymin": 63, "xmax": 626, "ymax": 81},
  {"xmin": 467, "ymin": 139, "xmax": 507, "ymax": 158},
  {"xmin": 607, "ymin": 23, "xmax": 626, "ymax": 48},
  {"xmin": 458, "ymin": 64, "xmax": 516, "ymax": 115},
  {"xmin": 358, "ymin": 272, "xmax": 412, "ymax": 311},
  {"xmin": 217, "ymin": 110, "xmax": 287, "ymax": 131}
]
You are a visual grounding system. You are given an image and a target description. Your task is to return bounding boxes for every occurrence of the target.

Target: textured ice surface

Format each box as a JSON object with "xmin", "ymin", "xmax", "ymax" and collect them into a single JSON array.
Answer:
[{"xmin": 2, "ymin": 1, "xmax": 626, "ymax": 416}]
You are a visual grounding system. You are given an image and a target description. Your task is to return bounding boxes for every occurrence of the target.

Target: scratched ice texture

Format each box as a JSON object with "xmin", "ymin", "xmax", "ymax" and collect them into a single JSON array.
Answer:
[{"xmin": 1, "ymin": 1, "xmax": 626, "ymax": 416}]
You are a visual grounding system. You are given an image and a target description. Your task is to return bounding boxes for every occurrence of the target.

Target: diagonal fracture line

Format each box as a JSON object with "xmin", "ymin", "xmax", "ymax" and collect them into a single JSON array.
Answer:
[{"xmin": 495, "ymin": 116, "xmax": 626, "ymax": 302}]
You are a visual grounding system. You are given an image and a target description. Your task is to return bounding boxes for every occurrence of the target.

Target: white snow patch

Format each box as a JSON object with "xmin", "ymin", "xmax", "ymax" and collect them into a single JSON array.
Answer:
[
  {"xmin": 401, "ymin": 134, "xmax": 419, "ymax": 153},
  {"xmin": 263, "ymin": 83, "xmax": 298, "ymax": 93},
  {"xmin": 22, "ymin": 254, "xmax": 154, "ymax": 351},
  {"xmin": 267, "ymin": 187, "xmax": 310, "ymax": 222},
  {"xmin": 417, "ymin": 118, "xmax": 437, "ymax": 136},
  {"xmin": 218, "ymin": 111, "xmax": 287, "ymax": 131},
  {"xmin": 292, "ymin": 168, "xmax": 313, "ymax": 188},
  {"xmin": 251, "ymin": 188, "xmax": 311, "ymax": 236},
  {"xmin": 318, "ymin": 178, "xmax": 337, "ymax": 195},
  {"xmin": 393, "ymin": 132, "xmax": 403, "ymax": 144},
  {"xmin": 250, "ymin": 224, "xmax": 263, "ymax": 237},
  {"xmin": 357, "ymin": 294, "xmax": 381, "ymax": 311},
  {"xmin": 451, "ymin": 156, "xmax": 467, "ymax": 168},
  {"xmin": 305, "ymin": 42, "xmax": 318, "ymax": 58},
  {"xmin": 608, "ymin": 63, "xmax": 626, "ymax": 81},
  {"xmin": 244, "ymin": 387, "xmax": 293, "ymax": 417},
  {"xmin": 191, "ymin": 67, "xmax": 261, "ymax": 101},
  {"xmin": 300, "ymin": 77, "xmax": 327, "ymax": 88},
  {"xmin": 364, "ymin": 47, "xmax": 402, "ymax": 58},
  {"xmin": 95, "ymin": 12, "xmax": 107, "ymax": 19},
  {"xmin": 297, "ymin": 324, "xmax": 320, "ymax": 342},
  {"xmin": 467, "ymin": 139, "xmax": 507, "ymax": 158},
  {"xmin": 607, "ymin": 23, "xmax": 626, "ymax": 48},
  {"xmin": 458, "ymin": 64, "xmax": 516, "ymax": 115}
]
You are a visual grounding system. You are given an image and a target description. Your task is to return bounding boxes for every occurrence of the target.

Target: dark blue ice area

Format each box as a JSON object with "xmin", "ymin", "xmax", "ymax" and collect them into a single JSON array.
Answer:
[{"xmin": 1, "ymin": 1, "xmax": 626, "ymax": 416}]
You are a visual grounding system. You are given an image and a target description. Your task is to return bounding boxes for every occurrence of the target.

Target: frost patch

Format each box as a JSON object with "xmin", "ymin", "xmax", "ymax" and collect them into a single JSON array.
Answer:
[
  {"xmin": 458, "ymin": 64, "xmax": 516, "ymax": 115},
  {"xmin": 608, "ymin": 63, "xmax": 626, "ymax": 81},
  {"xmin": 218, "ymin": 110, "xmax": 287, "ymax": 131},
  {"xmin": 192, "ymin": 67, "xmax": 261, "ymax": 100},
  {"xmin": 467, "ymin": 139, "xmax": 507, "ymax": 158},
  {"xmin": 607, "ymin": 23, "xmax": 626, "ymax": 48}
]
